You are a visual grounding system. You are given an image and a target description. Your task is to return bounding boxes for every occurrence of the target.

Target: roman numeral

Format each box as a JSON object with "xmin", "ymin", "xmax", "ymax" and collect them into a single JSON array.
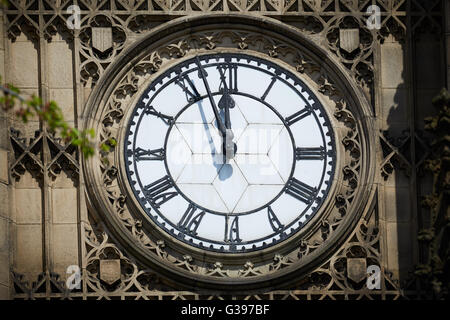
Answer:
[
  {"xmin": 217, "ymin": 63, "xmax": 238, "ymax": 92},
  {"xmin": 267, "ymin": 206, "xmax": 284, "ymax": 232},
  {"xmin": 178, "ymin": 204, "xmax": 205, "ymax": 236},
  {"xmin": 295, "ymin": 146, "xmax": 325, "ymax": 160},
  {"xmin": 285, "ymin": 106, "xmax": 312, "ymax": 126},
  {"xmin": 133, "ymin": 147, "xmax": 165, "ymax": 161},
  {"xmin": 261, "ymin": 77, "xmax": 277, "ymax": 101},
  {"xmin": 143, "ymin": 175, "xmax": 178, "ymax": 209},
  {"xmin": 285, "ymin": 178, "xmax": 317, "ymax": 204},
  {"xmin": 224, "ymin": 216, "xmax": 241, "ymax": 243},
  {"xmin": 144, "ymin": 105, "xmax": 174, "ymax": 125},
  {"xmin": 175, "ymin": 73, "xmax": 201, "ymax": 102}
]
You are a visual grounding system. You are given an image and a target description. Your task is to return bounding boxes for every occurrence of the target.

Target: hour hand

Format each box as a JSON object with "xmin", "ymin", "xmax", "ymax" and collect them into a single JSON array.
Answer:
[{"xmin": 218, "ymin": 93, "xmax": 235, "ymax": 110}]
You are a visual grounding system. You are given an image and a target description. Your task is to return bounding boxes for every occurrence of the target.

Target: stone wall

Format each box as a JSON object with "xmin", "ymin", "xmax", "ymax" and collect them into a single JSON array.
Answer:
[{"xmin": 0, "ymin": 0, "xmax": 448, "ymax": 299}]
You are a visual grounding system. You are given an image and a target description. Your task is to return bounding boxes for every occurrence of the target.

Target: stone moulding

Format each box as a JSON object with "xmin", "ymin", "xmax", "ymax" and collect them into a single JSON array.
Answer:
[{"xmin": 81, "ymin": 13, "xmax": 377, "ymax": 292}]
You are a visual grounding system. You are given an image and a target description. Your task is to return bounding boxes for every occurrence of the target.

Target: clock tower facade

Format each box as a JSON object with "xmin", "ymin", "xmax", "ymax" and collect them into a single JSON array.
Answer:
[{"xmin": 0, "ymin": 0, "xmax": 448, "ymax": 299}]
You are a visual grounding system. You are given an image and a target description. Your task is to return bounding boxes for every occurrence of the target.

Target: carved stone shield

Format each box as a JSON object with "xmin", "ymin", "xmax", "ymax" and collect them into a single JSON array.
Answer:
[
  {"xmin": 99, "ymin": 259, "xmax": 121, "ymax": 285},
  {"xmin": 92, "ymin": 27, "xmax": 112, "ymax": 53},
  {"xmin": 339, "ymin": 29, "xmax": 360, "ymax": 53},
  {"xmin": 347, "ymin": 258, "xmax": 367, "ymax": 283}
]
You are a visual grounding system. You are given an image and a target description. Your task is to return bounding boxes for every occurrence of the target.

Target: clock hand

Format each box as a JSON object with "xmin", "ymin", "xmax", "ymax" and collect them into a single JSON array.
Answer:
[
  {"xmin": 217, "ymin": 65, "xmax": 235, "ymax": 131},
  {"xmin": 195, "ymin": 57, "xmax": 236, "ymax": 162},
  {"xmin": 195, "ymin": 56, "xmax": 227, "ymax": 136},
  {"xmin": 217, "ymin": 66, "xmax": 238, "ymax": 161}
]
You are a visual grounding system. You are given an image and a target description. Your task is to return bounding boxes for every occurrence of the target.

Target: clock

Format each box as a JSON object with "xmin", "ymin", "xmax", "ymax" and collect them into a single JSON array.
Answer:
[{"xmin": 124, "ymin": 53, "xmax": 336, "ymax": 253}]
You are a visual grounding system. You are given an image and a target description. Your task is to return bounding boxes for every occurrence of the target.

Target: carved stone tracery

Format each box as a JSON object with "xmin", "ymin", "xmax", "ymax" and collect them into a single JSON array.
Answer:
[
  {"xmin": 77, "ymin": 14, "xmax": 379, "ymax": 294},
  {"xmin": 4, "ymin": 0, "xmax": 441, "ymax": 299},
  {"xmin": 11, "ymin": 195, "xmax": 404, "ymax": 299},
  {"xmin": 9, "ymin": 128, "xmax": 79, "ymax": 183}
]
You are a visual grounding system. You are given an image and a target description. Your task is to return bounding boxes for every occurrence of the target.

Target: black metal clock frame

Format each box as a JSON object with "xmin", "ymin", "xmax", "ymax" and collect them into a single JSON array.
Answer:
[{"xmin": 124, "ymin": 53, "xmax": 337, "ymax": 253}]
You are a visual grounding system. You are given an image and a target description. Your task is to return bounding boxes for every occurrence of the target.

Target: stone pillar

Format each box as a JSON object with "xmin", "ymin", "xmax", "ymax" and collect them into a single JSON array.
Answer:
[
  {"xmin": 0, "ymin": 9, "xmax": 11, "ymax": 300},
  {"xmin": 46, "ymin": 32, "xmax": 80, "ymax": 278},
  {"xmin": 378, "ymin": 35, "xmax": 413, "ymax": 283},
  {"xmin": 6, "ymin": 28, "xmax": 42, "ymax": 286}
]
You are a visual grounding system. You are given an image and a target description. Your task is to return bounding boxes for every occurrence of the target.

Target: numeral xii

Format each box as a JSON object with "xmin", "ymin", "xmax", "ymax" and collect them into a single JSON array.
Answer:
[{"xmin": 218, "ymin": 64, "xmax": 238, "ymax": 92}]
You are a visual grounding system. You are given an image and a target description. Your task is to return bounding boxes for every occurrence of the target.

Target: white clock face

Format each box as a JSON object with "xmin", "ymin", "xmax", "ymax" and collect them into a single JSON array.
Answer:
[{"xmin": 125, "ymin": 53, "xmax": 335, "ymax": 253}]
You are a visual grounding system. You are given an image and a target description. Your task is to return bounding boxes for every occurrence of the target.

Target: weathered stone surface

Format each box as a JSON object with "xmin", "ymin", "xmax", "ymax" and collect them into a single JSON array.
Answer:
[
  {"xmin": 16, "ymin": 224, "xmax": 42, "ymax": 274},
  {"xmin": 381, "ymin": 42, "xmax": 406, "ymax": 89},
  {"xmin": 339, "ymin": 29, "xmax": 359, "ymax": 53},
  {"xmin": 48, "ymin": 41, "xmax": 73, "ymax": 88},
  {"xmin": 347, "ymin": 258, "xmax": 367, "ymax": 283},
  {"xmin": 0, "ymin": 217, "xmax": 8, "ymax": 252},
  {"xmin": 0, "ymin": 284, "xmax": 9, "ymax": 300},
  {"xmin": 7, "ymin": 39, "xmax": 38, "ymax": 88},
  {"xmin": 386, "ymin": 222, "xmax": 414, "ymax": 278},
  {"xmin": 0, "ymin": 50, "xmax": 5, "ymax": 83},
  {"xmin": 92, "ymin": 28, "xmax": 113, "ymax": 53},
  {"xmin": 0, "ymin": 252, "xmax": 9, "ymax": 286},
  {"xmin": 0, "ymin": 184, "xmax": 8, "ymax": 220},
  {"xmin": 0, "ymin": 150, "xmax": 8, "ymax": 184},
  {"xmin": 384, "ymin": 186, "xmax": 411, "ymax": 223},
  {"xmin": 100, "ymin": 259, "xmax": 121, "ymax": 285},
  {"xmin": 49, "ymin": 89, "xmax": 75, "ymax": 121},
  {"xmin": 0, "ymin": 116, "xmax": 8, "ymax": 150},
  {"xmin": 381, "ymin": 88, "xmax": 408, "ymax": 125},
  {"xmin": 15, "ymin": 188, "xmax": 42, "ymax": 224},
  {"xmin": 51, "ymin": 188, "xmax": 77, "ymax": 224},
  {"xmin": 51, "ymin": 224, "xmax": 78, "ymax": 275}
]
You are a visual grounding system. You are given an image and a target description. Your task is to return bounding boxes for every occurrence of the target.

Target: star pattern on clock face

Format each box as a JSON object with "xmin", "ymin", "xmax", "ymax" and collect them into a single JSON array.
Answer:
[
  {"xmin": 166, "ymin": 95, "xmax": 290, "ymax": 215},
  {"xmin": 124, "ymin": 53, "xmax": 336, "ymax": 253}
]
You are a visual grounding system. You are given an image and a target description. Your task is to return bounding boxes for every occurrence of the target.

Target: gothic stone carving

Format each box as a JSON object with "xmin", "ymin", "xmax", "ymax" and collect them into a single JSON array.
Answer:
[
  {"xmin": 11, "ymin": 197, "xmax": 404, "ymax": 299},
  {"xmin": 81, "ymin": 14, "xmax": 377, "ymax": 292},
  {"xmin": 10, "ymin": 128, "xmax": 79, "ymax": 183}
]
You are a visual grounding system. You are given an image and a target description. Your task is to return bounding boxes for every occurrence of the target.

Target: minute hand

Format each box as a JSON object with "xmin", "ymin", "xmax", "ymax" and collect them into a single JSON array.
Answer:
[{"xmin": 194, "ymin": 57, "xmax": 227, "ymax": 136}]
